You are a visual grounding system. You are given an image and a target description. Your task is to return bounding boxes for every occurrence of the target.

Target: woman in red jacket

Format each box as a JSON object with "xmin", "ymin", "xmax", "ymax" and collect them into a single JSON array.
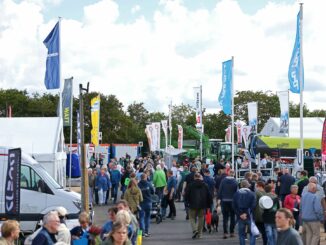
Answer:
[{"xmin": 283, "ymin": 185, "xmax": 300, "ymax": 230}]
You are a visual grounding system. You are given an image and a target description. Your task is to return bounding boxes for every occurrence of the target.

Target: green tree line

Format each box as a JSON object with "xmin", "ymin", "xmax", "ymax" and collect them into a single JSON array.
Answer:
[{"xmin": 0, "ymin": 89, "xmax": 325, "ymax": 151}]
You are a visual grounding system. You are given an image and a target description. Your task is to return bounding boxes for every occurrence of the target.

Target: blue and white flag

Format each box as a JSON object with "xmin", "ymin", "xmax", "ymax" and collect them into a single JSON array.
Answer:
[
  {"xmin": 218, "ymin": 59, "xmax": 233, "ymax": 115},
  {"xmin": 62, "ymin": 77, "xmax": 73, "ymax": 127},
  {"xmin": 277, "ymin": 91, "xmax": 289, "ymax": 134},
  {"xmin": 43, "ymin": 21, "xmax": 60, "ymax": 89},
  {"xmin": 288, "ymin": 8, "xmax": 304, "ymax": 94},
  {"xmin": 247, "ymin": 102, "xmax": 258, "ymax": 133}
]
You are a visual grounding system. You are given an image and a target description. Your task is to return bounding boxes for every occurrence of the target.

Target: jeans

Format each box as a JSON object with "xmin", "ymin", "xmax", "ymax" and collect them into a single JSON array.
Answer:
[
  {"xmin": 111, "ymin": 183, "xmax": 119, "ymax": 203},
  {"xmin": 98, "ymin": 189, "xmax": 107, "ymax": 205},
  {"xmin": 155, "ymin": 187, "xmax": 164, "ymax": 202},
  {"xmin": 238, "ymin": 218, "xmax": 256, "ymax": 245},
  {"xmin": 264, "ymin": 223, "xmax": 277, "ymax": 245},
  {"xmin": 167, "ymin": 197, "xmax": 176, "ymax": 217},
  {"xmin": 139, "ymin": 205, "xmax": 151, "ymax": 234},
  {"xmin": 221, "ymin": 201, "xmax": 235, "ymax": 234},
  {"xmin": 256, "ymin": 222, "xmax": 267, "ymax": 245}
]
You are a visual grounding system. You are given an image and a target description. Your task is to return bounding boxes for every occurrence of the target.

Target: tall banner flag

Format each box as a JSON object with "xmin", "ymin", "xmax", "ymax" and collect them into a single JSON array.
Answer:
[
  {"xmin": 194, "ymin": 87, "xmax": 202, "ymax": 129},
  {"xmin": 225, "ymin": 126, "xmax": 231, "ymax": 142},
  {"xmin": 77, "ymin": 110, "xmax": 81, "ymax": 159},
  {"xmin": 277, "ymin": 91, "xmax": 289, "ymax": 134},
  {"xmin": 168, "ymin": 101, "xmax": 172, "ymax": 145},
  {"xmin": 62, "ymin": 77, "xmax": 73, "ymax": 127},
  {"xmin": 218, "ymin": 59, "xmax": 233, "ymax": 115},
  {"xmin": 91, "ymin": 95, "xmax": 100, "ymax": 146},
  {"xmin": 288, "ymin": 7, "xmax": 304, "ymax": 94},
  {"xmin": 241, "ymin": 125, "xmax": 252, "ymax": 148},
  {"xmin": 161, "ymin": 120, "xmax": 168, "ymax": 148},
  {"xmin": 177, "ymin": 125, "xmax": 183, "ymax": 149},
  {"xmin": 145, "ymin": 125, "xmax": 153, "ymax": 152},
  {"xmin": 151, "ymin": 122, "xmax": 161, "ymax": 151},
  {"xmin": 322, "ymin": 118, "xmax": 326, "ymax": 164},
  {"xmin": 5, "ymin": 148, "xmax": 21, "ymax": 219},
  {"xmin": 247, "ymin": 102, "xmax": 258, "ymax": 133},
  {"xmin": 235, "ymin": 120, "xmax": 242, "ymax": 145},
  {"xmin": 43, "ymin": 21, "xmax": 60, "ymax": 89}
]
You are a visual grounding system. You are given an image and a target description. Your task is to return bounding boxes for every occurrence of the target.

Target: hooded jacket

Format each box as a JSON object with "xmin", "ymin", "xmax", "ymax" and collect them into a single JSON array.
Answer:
[{"xmin": 185, "ymin": 179, "xmax": 213, "ymax": 209}]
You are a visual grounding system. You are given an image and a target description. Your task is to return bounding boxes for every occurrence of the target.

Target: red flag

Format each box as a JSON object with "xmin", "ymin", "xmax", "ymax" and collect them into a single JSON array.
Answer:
[{"xmin": 322, "ymin": 118, "xmax": 326, "ymax": 163}]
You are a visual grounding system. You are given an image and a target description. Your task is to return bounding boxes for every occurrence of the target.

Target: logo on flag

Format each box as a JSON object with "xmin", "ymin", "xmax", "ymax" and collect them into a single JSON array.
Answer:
[
  {"xmin": 62, "ymin": 78, "xmax": 73, "ymax": 127},
  {"xmin": 91, "ymin": 95, "xmax": 100, "ymax": 146},
  {"xmin": 43, "ymin": 21, "xmax": 60, "ymax": 89},
  {"xmin": 288, "ymin": 8, "xmax": 304, "ymax": 94}
]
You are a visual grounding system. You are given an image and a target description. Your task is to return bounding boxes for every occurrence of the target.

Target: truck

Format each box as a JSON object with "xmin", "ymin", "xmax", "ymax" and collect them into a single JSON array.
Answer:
[{"xmin": 0, "ymin": 147, "xmax": 82, "ymax": 234}]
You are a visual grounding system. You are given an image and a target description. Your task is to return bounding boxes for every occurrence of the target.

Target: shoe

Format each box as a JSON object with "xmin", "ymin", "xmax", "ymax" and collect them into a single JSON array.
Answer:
[
  {"xmin": 203, "ymin": 227, "xmax": 207, "ymax": 233},
  {"xmin": 223, "ymin": 234, "xmax": 228, "ymax": 239},
  {"xmin": 192, "ymin": 231, "xmax": 198, "ymax": 239},
  {"xmin": 162, "ymin": 216, "xmax": 166, "ymax": 220},
  {"xmin": 144, "ymin": 233, "xmax": 150, "ymax": 237},
  {"xmin": 230, "ymin": 233, "xmax": 235, "ymax": 238},
  {"xmin": 186, "ymin": 215, "xmax": 189, "ymax": 220},
  {"xmin": 171, "ymin": 216, "xmax": 175, "ymax": 220}
]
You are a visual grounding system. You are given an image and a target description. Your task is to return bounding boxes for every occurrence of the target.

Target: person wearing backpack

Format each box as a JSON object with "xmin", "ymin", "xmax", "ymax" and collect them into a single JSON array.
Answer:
[{"xmin": 263, "ymin": 184, "xmax": 280, "ymax": 245}]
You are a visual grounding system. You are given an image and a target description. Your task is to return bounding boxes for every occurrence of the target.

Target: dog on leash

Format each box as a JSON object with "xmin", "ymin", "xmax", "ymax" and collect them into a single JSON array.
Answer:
[{"xmin": 211, "ymin": 209, "xmax": 220, "ymax": 232}]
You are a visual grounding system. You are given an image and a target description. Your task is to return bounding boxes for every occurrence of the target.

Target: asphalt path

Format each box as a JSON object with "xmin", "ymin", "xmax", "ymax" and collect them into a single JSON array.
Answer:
[{"xmin": 93, "ymin": 200, "xmax": 264, "ymax": 245}]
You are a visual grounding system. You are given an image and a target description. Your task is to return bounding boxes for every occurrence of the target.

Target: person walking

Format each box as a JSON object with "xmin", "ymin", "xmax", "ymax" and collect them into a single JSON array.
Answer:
[
  {"xmin": 279, "ymin": 168, "xmax": 295, "ymax": 204},
  {"xmin": 300, "ymin": 182, "xmax": 323, "ymax": 245},
  {"xmin": 263, "ymin": 184, "xmax": 280, "ymax": 245},
  {"xmin": 124, "ymin": 179, "xmax": 143, "ymax": 215},
  {"xmin": 232, "ymin": 180, "xmax": 256, "ymax": 245},
  {"xmin": 96, "ymin": 167, "xmax": 110, "ymax": 206},
  {"xmin": 218, "ymin": 169, "xmax": 238, "ymax": 239},
  {"xmin": 296, "ymin": 170, "xmax": 309, "ymax": 196},
  {"xmin": 284, "ymin": 185, "xmax": 300, "ymax": 230},
  {"xmin": 138, "ymin": 173, "xmax": 155, "ymax": 237},
  {"xmin": 185, "ymin": 172, "xmax": 213, "ymax": 239},
  {"xmin": 254, "ymin": 181, "xmax": 267, "ymax": 245},
  {"xmin": 32, "ymin": 211, "xmax": 60, "ymax": 245},
  {"xmin": 166, "ymin": 170, "xmax": 177, "ymax": 220},
  {"xmin": 275, "ymin": 208, "xmax": 303, "ymax": 245},
  {"xmin": 153, "ymin": 165, "xmax": 167, "ymax": 202},
  {"xmin": 110, "ymin": 163, "xmax": 122, "ymax": 204}
]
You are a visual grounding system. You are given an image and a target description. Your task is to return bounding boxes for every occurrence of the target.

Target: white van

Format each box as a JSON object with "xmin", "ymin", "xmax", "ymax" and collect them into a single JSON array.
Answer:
[{"xmin": 0, "ymin": 147, "xmax": 81, "ymax": 234}]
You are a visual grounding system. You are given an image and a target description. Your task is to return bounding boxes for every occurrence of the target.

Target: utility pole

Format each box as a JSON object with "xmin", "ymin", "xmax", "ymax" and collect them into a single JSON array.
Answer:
[{"xmin": 79, "ymin": 82, "xmax": 89, "ymax": 213}]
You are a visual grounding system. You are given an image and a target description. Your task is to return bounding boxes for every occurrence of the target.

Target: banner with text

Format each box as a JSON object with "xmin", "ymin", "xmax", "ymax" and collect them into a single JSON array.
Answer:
[
  {"xmin": 194, "ymin": 87, "xmax": 202, "ymax": 129},
  {"xmin": 322, "ymin": 118, "xmax": 326, "ymax": 163},
  {"xmin": 62, "ymin": 77, "xmax": 73, "ymax": 127},
  {"xmin": 218, "ymin": 59, "xmax": 233, "ymax": 115},
  {"xmin": 91, "ymin": 95, "xmax": 100, "ymax": 146},
  {"xmin": 177, "ymin": 125, "xmax": 183, "ymax": 149},
  {"xmin": 277, "ymin": 91, "xmax": 289, "ymax": 134},
  {"xmin": 247, "ymin": 102, "xmax": 258, "ymax": 133}
]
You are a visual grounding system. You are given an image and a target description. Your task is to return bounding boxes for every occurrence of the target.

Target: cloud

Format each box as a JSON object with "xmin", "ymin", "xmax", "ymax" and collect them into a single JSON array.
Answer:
[
  {"xmin": 131, "ymin": 5, "xmax": 140, "ymax": 14},
  {"xmin": 0, "ymin": 0, "xmax": 325, "ymax": 114}
]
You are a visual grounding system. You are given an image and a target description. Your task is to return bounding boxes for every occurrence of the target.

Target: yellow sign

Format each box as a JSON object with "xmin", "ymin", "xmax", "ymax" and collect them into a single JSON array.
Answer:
[{"xmin": 91, "ymin": 95, "xmax": 100, "ymax": 146}]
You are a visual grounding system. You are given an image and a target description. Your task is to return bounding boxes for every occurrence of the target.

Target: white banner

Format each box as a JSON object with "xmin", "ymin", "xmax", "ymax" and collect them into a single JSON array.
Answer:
[
  {"xmin": 194, "ymin": 87, "xmax": 202, "ymax": 129},
  {"xmin": 236, "ymin": 120, "xmax": 242, "ymax": 144},
  {"xmin": 152, "ymin": 122, "xmax": 161, "ymax": 151},
  {"xmin": 177, "ymin": 125, "xmax": 183, "ymax": 149},
  {"xmin": 277, "ymin": 91, "xmax": 289, "ymax": 134},
  {"xmin": 225, "ymin": 126, "xmax": 231, "ymax": 142},
  {"xmin": 247, "ymin": 102, "xmax": 258, "ymax": 133},
  {"xmin": 241, "ymin": 125, "xmax": 252, "ymax": 148},
  {"xmin": 161, "ymin": 120, "xmax": 168, "ymax": 148}
]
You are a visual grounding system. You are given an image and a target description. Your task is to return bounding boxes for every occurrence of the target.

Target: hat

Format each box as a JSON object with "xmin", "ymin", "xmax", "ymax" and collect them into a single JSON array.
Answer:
[
  {"xmin": 259, "ymin": 196, "xmax": 273, "ymax": 209},
  {"xmin": 56, "ymin": 206, "xmax": 68, "ymax": 217}
]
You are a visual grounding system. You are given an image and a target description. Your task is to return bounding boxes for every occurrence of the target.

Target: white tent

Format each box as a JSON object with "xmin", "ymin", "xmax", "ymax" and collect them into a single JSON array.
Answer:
[
  {"xmin": 0, "ymin": 117, "xmax": 66, "ymax": 187},
  {"xmin": 260, "ymin": 117, "xmax": 324, "ymax": 138}
]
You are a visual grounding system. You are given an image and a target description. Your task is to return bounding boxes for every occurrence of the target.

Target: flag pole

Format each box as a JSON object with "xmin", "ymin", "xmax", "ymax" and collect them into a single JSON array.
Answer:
[
  {"xmin": 169, "ymin": 100, "xmax": 172, "ymax": 146},
  {"xmin": 200, "ymin": 85, "xmax": 203, "ymax": 161},
  {"xmin": 299, "ymin": 3, "xmax": 304, "ymax": 169},
  {"xmin": 231, "ymin": 56, "xmax": 235, "ymax": 173}
]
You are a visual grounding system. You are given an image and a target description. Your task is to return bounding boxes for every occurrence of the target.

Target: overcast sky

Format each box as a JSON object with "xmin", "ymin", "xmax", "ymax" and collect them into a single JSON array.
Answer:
[{"xmin": 0, "ymin": 0, "xmax": 325, "ymax": 114}]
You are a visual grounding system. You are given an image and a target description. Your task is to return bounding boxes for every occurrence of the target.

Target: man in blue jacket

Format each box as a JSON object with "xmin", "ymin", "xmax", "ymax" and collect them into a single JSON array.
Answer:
[
  {"xmin": 110, "ymin": 163, "xmax": 121, "ymax": 204},
  {"xmin": 233, "ymin": 180, "xmax": 256, "ymax": 245},
  {"xmin": 218, "ymin": 170, "xmax": 238, "ymax": 239},
  {"xmin": 301, "ymin": 182, "xmax": 323, "ymax": 245},
  {"xmin": 279, "ymin": 168, "xmax": 295, "ymax": 203},
  {"xmin": 138, "ymin": 173, "xmax": 154, "ymax": 237}
]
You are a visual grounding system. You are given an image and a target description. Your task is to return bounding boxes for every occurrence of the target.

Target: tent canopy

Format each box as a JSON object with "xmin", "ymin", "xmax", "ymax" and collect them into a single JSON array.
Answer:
[{"xmin": 260, "ymin": 117, "xmax": 324, "ymax": 138}]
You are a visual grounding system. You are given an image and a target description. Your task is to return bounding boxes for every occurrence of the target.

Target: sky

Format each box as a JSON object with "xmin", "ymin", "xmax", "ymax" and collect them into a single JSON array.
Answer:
[{"xmin": 0, "ymin": 0, "xmax": 325, "ymax": 114}]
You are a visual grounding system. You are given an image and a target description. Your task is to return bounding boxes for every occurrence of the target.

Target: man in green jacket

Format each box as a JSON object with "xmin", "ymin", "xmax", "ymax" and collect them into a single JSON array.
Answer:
[{"xmin": 153, "ymin": 165, "xmax": 167, "ymax": 201}]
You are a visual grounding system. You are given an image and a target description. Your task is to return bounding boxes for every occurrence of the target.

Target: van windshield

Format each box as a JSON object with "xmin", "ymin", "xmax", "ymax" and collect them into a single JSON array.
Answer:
[{"xmin": 33, "ymin": 164, "xmax": 62, "ymax": 189}]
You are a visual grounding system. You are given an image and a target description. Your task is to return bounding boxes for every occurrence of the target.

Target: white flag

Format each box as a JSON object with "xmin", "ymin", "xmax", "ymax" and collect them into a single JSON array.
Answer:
[
  {"xmin": 177, "ymin": 125, "xmax": 183, "ymax": 149},
  {"xmin": 194, "ymin": 87, "xmax": 202, "ymax": 129},
  {"xmin": 152, "ymin": 122, "xmax": 161, "ymax": 151},
  {"xmin": 241, "ymin": 125, "xmax": 252, "ymax": 148},
  {"xmin": 247, "ymin": 102, "xmax": 258, "ymax": 133},
  {"xmin": 225, "ymin": 126, "xmax": 231, "ymax": 142},
  {"xmin": 145, "ymin": 125, "xmax": 153, "ymax": 152}
]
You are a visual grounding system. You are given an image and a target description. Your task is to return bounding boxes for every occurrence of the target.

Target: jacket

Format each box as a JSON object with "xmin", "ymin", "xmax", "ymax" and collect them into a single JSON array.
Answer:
[
  {"xmin": 153, "ymin": 170, "xmax": 167, "ymax": 188},
  {"xmin": 185, "ymin": 179, "xmax": 213, "ymax": 209},
  {"xmin": 31, "ymin": 227, "xmax": 57, "ymax": 245},
  {"xmin": 110, "ymin": 169, "xmax": 121, "ymax": 185},
  {"xmin": 279, "ymin": 173, "xmax": 295, "ymax": 195},
  {"xmin": 96, "ymin": 174, "xmax": 110, "ymax": 191},
  {"xmin": 203, "ymin": 175, "xmax": 215, "ymax": 196},
  {"xmin": 284, "ymin": 194, "xmax": 300, "ymax": 212},
  {"xmin": 0, "ymin": 238, "xmax": 14, "ymax": 245},
  {"xmin": 124, "ymin": 186, "xmax": 143, "ymax": 213},
  {"xmin": 296, "ymin": 177, "xmax": 309, "ymax": 196},
  {"xmin": 101, "ymin": 237, "xmax": 132, "ymax": 245},
  {"xmin": 254, "ymin": 189, "xmax": 266, "ymax": 223},
  {"xmin": 218, "ymin": 176, "xmax": 238, "ymax": 201},
  {"xmin": 262, "ymin": 193, "xmax": 280, "ymax": 224},
  {"xmin": 300, "ymin": 191, "xmax": 323, "ymax": 222},
  {"xmin": 232, "ymin": 188, "xmax": 256, "ymax": 217},
  {"xmin": 138, "ymin": 180, "xmax": 154, "ymax": 207}
]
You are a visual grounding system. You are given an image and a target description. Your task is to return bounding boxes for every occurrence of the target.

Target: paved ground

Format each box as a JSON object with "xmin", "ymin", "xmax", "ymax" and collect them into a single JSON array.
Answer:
[{"xmin": 93, "ymin": 200, "xmax": 263, "ymax": 245}]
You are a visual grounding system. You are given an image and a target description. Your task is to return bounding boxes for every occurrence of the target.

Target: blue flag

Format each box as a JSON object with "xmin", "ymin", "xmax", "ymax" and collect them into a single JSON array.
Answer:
[
  {"xmin": 288, "ymin": 8, "xmax": 304, "ymax": 94},
  {"xmin": 62, "ymin": 77, "xmax": 73, "ymax": 127},
  {"xmin": 218, "ymin": 59, "xmax": 233, "ymax": 115},
  {"xmin": 43, "ymin": 21, "xmax": 60, "ymax": 89}
]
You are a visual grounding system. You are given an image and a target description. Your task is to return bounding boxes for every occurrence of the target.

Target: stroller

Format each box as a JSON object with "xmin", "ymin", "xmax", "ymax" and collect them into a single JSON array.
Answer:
[{"xmin": 150, "ymin": 194, "xmax": 162, "ymax": 224}]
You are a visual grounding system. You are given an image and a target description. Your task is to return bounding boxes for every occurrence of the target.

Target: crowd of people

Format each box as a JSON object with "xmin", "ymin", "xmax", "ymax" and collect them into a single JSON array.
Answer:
[{"xmin": 1, "ymin": 154, "xmax": 325, "ymax": 245}]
